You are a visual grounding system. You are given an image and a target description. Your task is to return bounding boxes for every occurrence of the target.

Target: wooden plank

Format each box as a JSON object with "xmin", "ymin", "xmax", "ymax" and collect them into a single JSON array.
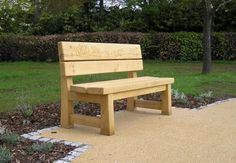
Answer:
[
  {"xmin": 62, "ymin": 60, "xmax": 143, "ymax": 76},
  {"xmin": 72, "ymin": 114, "xmax": 101, "ymax": 128},
  {"xmin": 127, "ymin": 72, "xmax": 137, "ymax": 111},
  {"xmin": 58, "ymin": 42, "xmax": 142, "ymax": 61},
  {"xmin": 113, "ymin": 86, "xmax": 166, "ymax": 100},
  {"xmin": 71, "ymin": 77, "xmax": 174, "ymax": 94},
  {"xmin": 60, "ymin": 77, "xmax": 74, "ymax": 128},
  {"xmin": 135, "ymin": 100, "xmax": 161, "ymax": 110},
  {"xmin": 68, "ymin": 92, "xmax": 104, "ymax": 103},
  {"xmin": 161, "ymin": 84, "xmax": 172, "ymax": 115},
  {"xmin": 100, "ymin": 94, "xmax": 115, "ymax": 135},
  {"xmin": 71, "ymin": 76, "xmax": 154, "ymax": 94},
  {"xmin": 72, "ymin": 76, "xmax": 153, "ymax": 91}
]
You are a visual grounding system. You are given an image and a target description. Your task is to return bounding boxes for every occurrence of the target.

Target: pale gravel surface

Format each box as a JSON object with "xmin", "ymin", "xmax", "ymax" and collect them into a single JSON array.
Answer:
[{"xmin": 41, "ymin": 99, "xmax": 236, "ymax": 163}]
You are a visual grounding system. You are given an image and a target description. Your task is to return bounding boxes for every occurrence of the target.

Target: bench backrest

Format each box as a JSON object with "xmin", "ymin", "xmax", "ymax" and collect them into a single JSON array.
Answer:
[{"xmin": 58, "ymin": 42, "xmax": 143, "ymax": 76}]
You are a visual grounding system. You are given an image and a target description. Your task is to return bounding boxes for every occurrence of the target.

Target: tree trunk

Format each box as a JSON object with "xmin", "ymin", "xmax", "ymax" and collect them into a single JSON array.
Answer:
[
  {"xmin": 202, "ymin": 0, "xmax": 213, "ymax": 74},
  {"xmin": 34, "ymin": 0, "xmax": 41, "ymax": 22},
  {"xmin": 99, "ymin": 0, "xmax": 104, "ymax": 13}
]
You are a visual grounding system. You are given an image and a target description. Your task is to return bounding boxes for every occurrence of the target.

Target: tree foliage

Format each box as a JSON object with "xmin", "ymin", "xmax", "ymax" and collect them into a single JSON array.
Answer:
[{"xmin": 0, "ymin": 0, "xmax": 235, "ymax": 35}]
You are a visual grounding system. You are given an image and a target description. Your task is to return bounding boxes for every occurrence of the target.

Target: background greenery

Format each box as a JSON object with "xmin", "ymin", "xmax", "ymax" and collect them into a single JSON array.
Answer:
[
  {"xmin": 0, "ymin": 61, "xmax": 235, "ymax": 112},
  {"xmin": 0, "ymin": 0, "xmax": 235, "ymax": 35},
  {"xmin": 0, "ymin": 1, "xmax": 235, "ymax": 112},
  {"xmin": 0, "ymin": 32, "xmax": 235, "ymax": 62}
]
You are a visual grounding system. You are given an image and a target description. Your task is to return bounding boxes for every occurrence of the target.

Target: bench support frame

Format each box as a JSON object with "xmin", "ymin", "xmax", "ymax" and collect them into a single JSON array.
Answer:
[
  {"xmin": 58, "ymin": 42, "xmax": 173, "ymax": 136},
  {"xmin": 60, "ymin": 73, "xmax": 172, "ymax": 135}
]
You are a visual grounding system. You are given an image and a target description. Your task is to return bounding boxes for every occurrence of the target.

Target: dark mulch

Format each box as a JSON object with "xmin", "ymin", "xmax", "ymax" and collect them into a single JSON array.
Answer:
[
  {"xmin": 139, "ymin": 93, "xmax": 227, "ymax": 109},
  {"xmin": 1, "ymin": 138, "xmax": 75, "ymax": 163},
  {"xmin": 0, "ymin": 93, "xmax": 229, "ymax": 135},
  {"xmin": 0, "ymin": 103, "xmax": 60, "ymax": 135}
]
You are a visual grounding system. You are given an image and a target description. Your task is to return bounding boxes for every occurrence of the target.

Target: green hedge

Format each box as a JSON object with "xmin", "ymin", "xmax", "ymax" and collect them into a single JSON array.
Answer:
[{"xmin": 0, "ymin": 32, "xmax": 235, "ymax": 61}]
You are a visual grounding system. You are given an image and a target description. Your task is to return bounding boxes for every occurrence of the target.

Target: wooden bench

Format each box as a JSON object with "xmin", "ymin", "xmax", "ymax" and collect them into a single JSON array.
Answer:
[{"xmin": 58, "ymin": 42, "xmax": 174, "ymax": 136}]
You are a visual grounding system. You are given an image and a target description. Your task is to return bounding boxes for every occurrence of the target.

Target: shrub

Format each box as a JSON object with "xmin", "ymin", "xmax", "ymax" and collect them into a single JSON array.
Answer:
[
  {"xmin": 141, "ymin": 33, "xmax": 180, "ymax": 60},
  {"xmin": 0, "ymin": 32, "xmax": 235, "ymax": 62},
  {"xmin": 0, "ymin": 147, "xmax": 11, "ymax": 163},
  {"xmin": 212, "ymin": 33, "xmax": 228, "ymax": 60},
  {"xmin": 225, "ymin": 33, "xmax": 236, "ymax": 60},
  {"xmin": 0, "ymin": 132, "xmax": 20, "ymax": 144},
  {"xmin": 174, "ymin": 32, "xmax": 202, "ymax": 60},
  {"xmin": 28, "ymin": 142, "xmax": 53, "ymax": 153}
]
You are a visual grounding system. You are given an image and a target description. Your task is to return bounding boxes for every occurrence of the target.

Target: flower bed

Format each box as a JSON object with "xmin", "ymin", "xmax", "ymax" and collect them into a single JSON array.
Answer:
[{"xmin": 0, "ymin": 92, "xmax": 232, "ymax": 162}]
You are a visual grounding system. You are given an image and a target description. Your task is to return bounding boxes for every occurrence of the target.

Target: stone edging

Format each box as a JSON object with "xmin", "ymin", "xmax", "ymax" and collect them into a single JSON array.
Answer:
[
  {"xmin": 196, "ymin": 98, "xmax": 236, "ymax": 110},
  {"xmin": 21, "ymin": 126, "xmax": 89, "ymax": 163},
  {"xmin": 172, "ymin": 98, "xmax": 236, "ymax": 110}
]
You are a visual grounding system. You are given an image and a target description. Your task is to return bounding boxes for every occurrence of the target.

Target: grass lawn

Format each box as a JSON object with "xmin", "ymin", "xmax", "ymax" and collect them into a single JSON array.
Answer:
[{"xmin": 0, "ymin": 60, "xmax": 235, "ymax": 112}]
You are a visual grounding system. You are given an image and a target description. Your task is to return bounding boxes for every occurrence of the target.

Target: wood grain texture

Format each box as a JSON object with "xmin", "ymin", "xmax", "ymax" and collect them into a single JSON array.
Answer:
[
  {"xmin": 60, "ymin": 77, "xmax": 74, "ymax": 128},
  {"xmin": 68, "ymin": 92, "xmax": 104, "ymax": 103},
  {"xmin": 100, "ymin": 94, "xmax": 115, "ymax": 135},
  {"xmin": 58, "ymin": 42, "xmax": 142, "ymax": 61},
  {"xmin": 71, "ymin": 77, "xmax": 174, "ymax": 94},
  {"xmin": 72, "ymin": 114, "xmax": 101, "ymax": 128},
  {"xmin": 112, "ymin": 85, "xmax": 166, "ymax": 100},
  {"xmin": 61, "ymin": 60, "xmax": 143, "ymax": 76},
  {"xmin": 161, "ymin": 84, "xmax": 172, "ymax": 115},
  {"xmin": 135, "ymin": 100, "xmax": 161, "ymax": 110},
  {"xmin": 127, "ymin": 72, "xmax": 138, "ymax": 111}
]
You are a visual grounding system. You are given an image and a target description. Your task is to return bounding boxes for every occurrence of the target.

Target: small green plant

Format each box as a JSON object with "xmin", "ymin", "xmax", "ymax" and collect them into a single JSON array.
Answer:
[
  {"xmin": 17, "ymin": 93, "xmax": 33, "ymax": 118},
  {"xmin": 199, "ymin": 91, "xmax": 213, "ymax": 98},
  {"xmin": 0, "ymin": 132, "xmax": 20, "ymax": 144},
  {"xmin": 28, "ymin": 142, "xmax": 53, "ymax": 153},
  {"xmin": 0, "ymin": 122, "xmax": 6, "ymax": 134},
  {"xmin": 172, "ymin": 89, "xmax": 188, "ymax": 104},
  {"xmin": 18, "ymin": 103, "xmax": 33, "ymax": 117},
  {"xmin": 193, "ymin": 96, "xmax": 205, "ymax": 103},
  {"xmin": 0, "ymin": 146, "xmax": 12, "ymax": 163},
  {"xmin": 16, "ymin": 93, "xmax": 34, "ymax": 117}
]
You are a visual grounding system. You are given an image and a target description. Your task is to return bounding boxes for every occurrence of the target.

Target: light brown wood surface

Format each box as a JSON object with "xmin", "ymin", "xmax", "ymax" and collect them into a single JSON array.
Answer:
[
  {"xmin": 72, "ymin": 114, "xmax": 101, "ymax": 128},
  {"xmin": 71, "ymin": 77, "xmax": 174, "ymax": 94},
  {"xmin": 61, "ymin": 60, "xmax": 143, "ymax": 76},
  {"xmin": 58, "ymin": 42, "xmax": 142, "ymax": 61},
  {"xmin": 100, "ymin": 94, "xmax": 115, "ymax": 135},
  {"xmin": 58, "ymin": 42, "xmax": 174, "ymax": 136},
  {"xmin": 135, "ymin": 100, "xmax": 161, "ymax": 110},
  {"xmin": 60, "ymin": 76, "xmax": 74, "ymax": 128},
  {"xmin": 112, "ymin": 85, "xmax": 166, "ymax": 100},
  {"xmin": 161, "ymin": 84, "xmax": 172, "ymax": 115},
  {"xmin": 127, "ymin": 72, "xmax": 138, "ymax": 111}
]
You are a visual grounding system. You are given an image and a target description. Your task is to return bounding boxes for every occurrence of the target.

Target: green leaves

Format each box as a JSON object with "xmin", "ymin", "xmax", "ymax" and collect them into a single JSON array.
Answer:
[
  {"xmin": 0, "ymin": 147, "xmax": 12, "ymax": 163},
  {"xmin": 28, "ymin": 142, "xmax": 54, "ymax": 153}
]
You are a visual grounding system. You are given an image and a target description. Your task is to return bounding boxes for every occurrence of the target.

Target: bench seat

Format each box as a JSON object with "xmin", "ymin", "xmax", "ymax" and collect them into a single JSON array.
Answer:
[{"xmin": 71, "ymin": 76, "xmax": 174, "ymax": 95}]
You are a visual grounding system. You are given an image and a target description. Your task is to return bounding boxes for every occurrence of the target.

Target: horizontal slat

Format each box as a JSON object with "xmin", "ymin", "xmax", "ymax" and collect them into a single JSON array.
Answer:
[
  {"xmin": 113, "ymin": 85, "xmax": 166, "ymax": 100},
  {"xmin": 68, "ymin": 92, "xmax": 105, "ymax": 103},
  {"xmin": 58, "ymin": 42, "xmax": 142, "ymax": 61},
  {"xmin": 135, "ymin": 100, "xmax": 161, "ymax": 110},
  {"xmin": 61, "ymin": 60, "xmax": 143, "ymax": 76},
  {"xmin": 71, "ymin": 77, "xmax": 174, "ymax": 94},
  {"xmin": 72, "ymin": 114, "xmax": 101, "ymax": 128}
]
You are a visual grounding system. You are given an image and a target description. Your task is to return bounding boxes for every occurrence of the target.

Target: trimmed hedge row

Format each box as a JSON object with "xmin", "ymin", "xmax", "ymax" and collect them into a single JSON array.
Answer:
[{"xmin": 0, "ymin": 32, "xmax": 235, "ymax": 61}]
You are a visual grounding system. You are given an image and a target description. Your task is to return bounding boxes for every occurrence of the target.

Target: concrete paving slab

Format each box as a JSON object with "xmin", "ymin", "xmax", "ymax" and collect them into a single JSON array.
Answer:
[{"xmin": 41, "ymin": 100, "xmax": 236, "ymax": 163}]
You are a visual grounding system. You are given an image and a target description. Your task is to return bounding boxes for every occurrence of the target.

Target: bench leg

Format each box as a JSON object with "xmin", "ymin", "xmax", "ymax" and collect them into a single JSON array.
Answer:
[
  {"xmin": 127, "ymin": 97, "xmax": 137, "ymax": 111},
  {"xmin": 161, "ymin": 84, "xmax": 172, "ymax": 115},
  {"xmin": 61, "ymin": 99, "xmax": 74, "ymax": 128},
  {"xmin": 60, "ymin": 77, "xmax": 74, "ymax": 128},
  {"xmin": 100, "ymin": 95, "xmax": 115, "ymax": 135}
]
